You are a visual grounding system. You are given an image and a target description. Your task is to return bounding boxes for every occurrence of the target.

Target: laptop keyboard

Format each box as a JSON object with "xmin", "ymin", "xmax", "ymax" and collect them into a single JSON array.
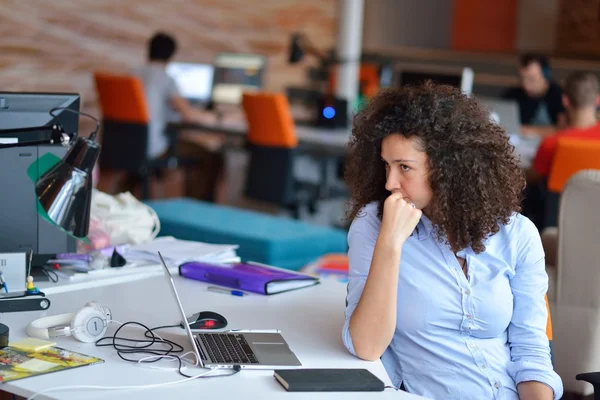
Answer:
[{"xmin": 198, "ymin": 333, "xmax": 259, "ymax": 364}]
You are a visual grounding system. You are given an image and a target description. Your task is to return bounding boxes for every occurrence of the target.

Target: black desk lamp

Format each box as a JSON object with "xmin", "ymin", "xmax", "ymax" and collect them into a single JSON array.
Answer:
[
  {"xmin": 288, "ymin": 33, "xmax": 332, "ymax": 66},
  {"xmin": 0, "ymin": 107, "xmax": 101, "ymax": 238}
]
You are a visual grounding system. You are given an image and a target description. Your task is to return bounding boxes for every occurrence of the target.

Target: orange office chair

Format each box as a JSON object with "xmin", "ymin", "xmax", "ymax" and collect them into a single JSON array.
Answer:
[
  {"xmin": 544, "ymin": 138, "xmax": 600, "ymax": 227},
  {"xmin": 544, "ymin": 294, "xmax": 554, "ymax": 365},
  {"xmin": 242, "ymin": 92, "xmax": 319, "ymax": 218},
  {"xmin": 94, "ymin": 72, "xmax": 165, "ymax": 199}
]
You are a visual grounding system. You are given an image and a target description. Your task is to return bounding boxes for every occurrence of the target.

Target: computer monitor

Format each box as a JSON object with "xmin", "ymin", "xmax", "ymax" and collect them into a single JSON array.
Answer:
[
  {"xmin": 211, "ymin": 53, "xmax": 266, "ymax": 105},
  {"xmin": 166, "ymin": 62, "xmax": 214, "ymax": 104},
  {"xmin": 396, "ymin": 67, "xmax": 474, "ymax": 95}
]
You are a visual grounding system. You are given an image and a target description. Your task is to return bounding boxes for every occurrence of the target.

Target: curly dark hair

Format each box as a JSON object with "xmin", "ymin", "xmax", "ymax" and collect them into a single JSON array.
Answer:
[{"xmin": 345, "ymin": 83, "xmax": 525, "ymax": 254}]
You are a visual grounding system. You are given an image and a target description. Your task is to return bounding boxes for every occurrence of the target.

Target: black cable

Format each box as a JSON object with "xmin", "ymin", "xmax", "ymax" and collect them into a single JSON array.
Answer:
[
  {"xmin": 95, "ymin": 321, "xmax": 241, "ymax": 379},
  {"xmin": 96, "ymin": 321, "xmax": 183, "ymax": 363},
  {"xmin": 39, "ymin": 267, "xmax": 59, "ymax": 283},
  {"xmin": 49, "ymin": 107, "xmax": 100, "ymax": 142}
]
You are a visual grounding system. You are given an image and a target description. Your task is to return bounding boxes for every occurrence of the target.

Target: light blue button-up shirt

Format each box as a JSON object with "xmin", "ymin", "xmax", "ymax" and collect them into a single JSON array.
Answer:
[{"xmin": 343, "ymin": 202, "xmax": 563, "ymax": 400}]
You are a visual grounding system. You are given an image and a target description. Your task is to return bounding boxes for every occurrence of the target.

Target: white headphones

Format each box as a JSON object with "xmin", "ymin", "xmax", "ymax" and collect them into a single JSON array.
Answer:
[{"xmin": 27, "ymin": 301, "xmax": 112, "ymax": 343}]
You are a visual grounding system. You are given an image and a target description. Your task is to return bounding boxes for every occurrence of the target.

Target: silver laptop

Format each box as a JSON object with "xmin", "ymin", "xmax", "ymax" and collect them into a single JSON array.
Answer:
[
  {"xmin": 479, "ymin": 97, "xmax": 521, "ymax": 135},
  {"xmin": 157, "ymin": 252, "xmax": 301, "ymax": 370}
]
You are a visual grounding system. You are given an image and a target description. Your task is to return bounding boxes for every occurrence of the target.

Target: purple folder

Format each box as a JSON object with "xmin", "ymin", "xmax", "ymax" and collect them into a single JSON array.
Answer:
[{"xmin": 178, "ymin": 261, "xmax": 319, "ymax": 295}]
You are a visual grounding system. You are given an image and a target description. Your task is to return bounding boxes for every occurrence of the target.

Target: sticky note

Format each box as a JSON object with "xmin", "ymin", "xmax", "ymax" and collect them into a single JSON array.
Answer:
[
  {"xmin": 10, "ymin": 338, "xmax": 56, "ymax": 352},
  {"xmin": 18, "ymin": 359, "xmax": 58, "ymax": 372}
]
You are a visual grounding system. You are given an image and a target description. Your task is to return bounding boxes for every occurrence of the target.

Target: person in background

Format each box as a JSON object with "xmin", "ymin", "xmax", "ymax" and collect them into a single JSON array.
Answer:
[
  {"xmin": 504, "ymin": 54, "xmax": 565, "ymax": 137},
  {"xmin": 135, "ymin": 32, "xmax": 226, "ymax": 202},
  {"xmin": 343, "ymin": 83, "xmax": 562, "ymax": 399},
  {"xmin": 523, "ymin": 71, "xmax": 600, "ymax": 228},
  {"xmin": 135, "ymin": 32, "xmax": 213, "ymax": 161}
]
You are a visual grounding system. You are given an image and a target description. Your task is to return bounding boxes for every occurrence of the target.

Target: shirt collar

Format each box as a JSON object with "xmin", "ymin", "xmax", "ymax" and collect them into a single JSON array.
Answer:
[{"xmin": 417, "ymin": 214, "xmax": 434, "ymax": 241}]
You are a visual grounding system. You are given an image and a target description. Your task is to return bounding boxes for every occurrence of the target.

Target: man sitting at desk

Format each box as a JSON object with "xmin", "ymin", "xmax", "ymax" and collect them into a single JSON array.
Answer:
[
  {"xmin": 135, "ymin": 32, "xmax": 213, "ymax": 161},
  {"xmin": 524, "ymin": 71, "xmax": 600, "ymax": 228},
  {"xmin": 503, "ymin": 54, "xmax": 565, "ymax": 137},
  {"xmin": 135, "ymin": 32, "xmax": 225, "ymax": 201}
]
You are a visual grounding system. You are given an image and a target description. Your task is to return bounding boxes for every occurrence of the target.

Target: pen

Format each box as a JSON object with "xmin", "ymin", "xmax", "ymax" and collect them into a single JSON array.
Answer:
[{"xmin": 207, "ymin": 286, "xmax": 247, "ymax": 297}]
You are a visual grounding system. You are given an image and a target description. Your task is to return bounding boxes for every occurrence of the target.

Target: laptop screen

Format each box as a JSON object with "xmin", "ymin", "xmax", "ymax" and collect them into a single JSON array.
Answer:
[{"xmin": 157, "ymin": 252, "xmax": 204, "ymax": 367}]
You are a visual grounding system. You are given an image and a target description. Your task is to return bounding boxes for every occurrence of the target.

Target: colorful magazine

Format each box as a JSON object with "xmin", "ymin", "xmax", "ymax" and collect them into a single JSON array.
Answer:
[{"xmin": 0, "ymin": 346, "xmax": 103, "ymax": 383}]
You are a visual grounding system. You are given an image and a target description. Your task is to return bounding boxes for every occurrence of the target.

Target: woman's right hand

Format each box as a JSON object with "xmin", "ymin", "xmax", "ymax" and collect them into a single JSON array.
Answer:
[{"xmin": 379, "ymin": 193, "xmax": 423, "ymax": 249}]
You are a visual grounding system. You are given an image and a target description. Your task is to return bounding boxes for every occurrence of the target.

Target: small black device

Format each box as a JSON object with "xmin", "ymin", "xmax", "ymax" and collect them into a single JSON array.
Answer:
[
  {"xmin": 315, "ymin": 95, "xmax": 348, "ymax": 129},
  {"xmin": 0, "ymin": 295, "xmax": 51, "ymax": 313},
  {"xmin": 274, "ymin": 368, "xmax": 385, "ymax": 392},
  {"xmin": 182, "ymin": 311, "xmax": 228, "ymax": 330}
]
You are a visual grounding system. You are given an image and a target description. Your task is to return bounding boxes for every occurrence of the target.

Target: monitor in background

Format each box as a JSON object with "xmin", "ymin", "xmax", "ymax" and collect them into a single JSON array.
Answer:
[
  {"xmin": 396, "ymin": 67, "xmax": 474, "ymax": 95},
  {"xmin": 166, "ymin": 62, "xmax": 214, "ymax": 104},
  {"xmin": 211, "ymin": 53, "xmax": 266, "ymax": 105}
]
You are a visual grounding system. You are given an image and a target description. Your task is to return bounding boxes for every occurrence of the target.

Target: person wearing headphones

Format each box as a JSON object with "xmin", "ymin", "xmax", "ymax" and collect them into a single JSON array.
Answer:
[{"xmin": 503, "ymin": 54, "xmax": 566, "ymax": 137}]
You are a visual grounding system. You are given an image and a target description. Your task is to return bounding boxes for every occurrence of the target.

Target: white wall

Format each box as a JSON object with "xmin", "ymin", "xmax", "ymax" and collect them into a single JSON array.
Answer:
[{"xmin": 363, "ymin": 0, "xmax": 560, "ymax": 54}]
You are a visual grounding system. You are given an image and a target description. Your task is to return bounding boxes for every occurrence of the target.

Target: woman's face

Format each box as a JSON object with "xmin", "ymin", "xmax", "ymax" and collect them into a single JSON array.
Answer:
[{"xmin": 381, "ymin": 134, "xmax": 432, "ymax": 211}]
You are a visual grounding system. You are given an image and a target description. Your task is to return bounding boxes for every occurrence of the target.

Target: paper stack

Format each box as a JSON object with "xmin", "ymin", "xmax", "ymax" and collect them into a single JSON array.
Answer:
[
  {"xmin": 51, "ymin": 237, "xmax": 240, "ymax": 282},
  {"xmin": 124, "ymin": 237, "xmax": 240, "ymax": 266}
]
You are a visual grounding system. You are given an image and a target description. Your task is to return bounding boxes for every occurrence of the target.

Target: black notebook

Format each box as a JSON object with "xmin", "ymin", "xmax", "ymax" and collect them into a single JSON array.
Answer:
[{"xmin": 273, "ymin": 369, "xmax": 385, "ymax": 392}]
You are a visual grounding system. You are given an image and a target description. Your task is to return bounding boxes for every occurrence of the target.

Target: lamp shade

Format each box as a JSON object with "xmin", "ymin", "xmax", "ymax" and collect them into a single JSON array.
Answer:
[{"xmin": 35, "ymin": 136, "xmax": 100, "ymax": 238}]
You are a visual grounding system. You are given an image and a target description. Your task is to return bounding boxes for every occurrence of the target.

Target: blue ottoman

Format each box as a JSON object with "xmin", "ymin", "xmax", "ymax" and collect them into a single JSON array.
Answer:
[{"xmin": 146, "ymin": 198, "xmax": 348, "ymax": 271}]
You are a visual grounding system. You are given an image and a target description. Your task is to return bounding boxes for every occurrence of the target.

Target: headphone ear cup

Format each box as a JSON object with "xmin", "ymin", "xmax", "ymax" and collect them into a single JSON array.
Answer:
[
  {"xmin": 70, "ymin": 308, "xmax": 108, "ymax": 343},
  {"xmin": 543, "ymin": 65, "xmax": 551, "ymax": 80},
  {"xmin": 85, "ymin": 301, "xmax": 112, "ymax": 322}
]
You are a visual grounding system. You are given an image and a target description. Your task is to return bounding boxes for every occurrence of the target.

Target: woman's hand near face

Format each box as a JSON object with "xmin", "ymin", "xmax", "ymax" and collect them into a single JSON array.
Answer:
[{"xmin": 379, "ymin": 193, "xmax": 423, "ymax": 250}]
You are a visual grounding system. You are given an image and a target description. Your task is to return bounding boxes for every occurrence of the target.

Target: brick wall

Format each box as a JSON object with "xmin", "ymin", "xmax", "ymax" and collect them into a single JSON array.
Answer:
[
  {"xmin": 0, "ymin": 0, "xmax": 337, "ymax": 130},
  {"xmin": 555, "ymin": 0, "xmax": 600, "ymax": 58}
]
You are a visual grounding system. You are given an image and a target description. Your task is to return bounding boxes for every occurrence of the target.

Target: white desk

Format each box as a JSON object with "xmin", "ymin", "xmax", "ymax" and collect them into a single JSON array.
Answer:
[{"xmin": 2, "ymin": 274, "xmax": 427, "ymax": 400}]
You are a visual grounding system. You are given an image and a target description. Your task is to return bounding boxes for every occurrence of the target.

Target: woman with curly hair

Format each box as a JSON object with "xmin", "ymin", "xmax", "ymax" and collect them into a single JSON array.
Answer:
[{"xmin": 342, "ymin": 83, "xmax": 562, "ymax": 400}]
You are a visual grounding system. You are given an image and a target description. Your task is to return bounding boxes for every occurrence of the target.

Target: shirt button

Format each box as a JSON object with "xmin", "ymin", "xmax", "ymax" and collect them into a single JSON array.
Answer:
[
  {"xmin": 494, "ymin": 382, "xmax": 501, "ymax": 389},
  {"xmin": 465, "ymin": 289, "xmax": 471, "ymax": 295},
  {"xmin": 470, "ymin": 343, "xmax": 476, "ymax": 348},
  {"xmin": 481, "ymin": 364, "xmax": 487, "ymax": 369},
  {"xmin": 467, "ymin": 314, "xmax": 473, "ymax": 319}
]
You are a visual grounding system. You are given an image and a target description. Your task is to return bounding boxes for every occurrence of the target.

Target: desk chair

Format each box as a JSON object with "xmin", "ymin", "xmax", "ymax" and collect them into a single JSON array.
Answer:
[
  {"xmin": 545, "ymin": 170, "xmax": 600, "ymax": 397},
  {"xmin": 542, "ymin": 139, "xmax": 600, "ymax": 299},
  {"xmin": 544, "ymin": 138, "xmax": 600, "ymax": 228},
  {"xmin": 242, "ymin": 92, "xmax": 320, "ymax": 219},
  {"xmin": 94, "ymin": 72, "xmax": 166, "ymax": 199}
]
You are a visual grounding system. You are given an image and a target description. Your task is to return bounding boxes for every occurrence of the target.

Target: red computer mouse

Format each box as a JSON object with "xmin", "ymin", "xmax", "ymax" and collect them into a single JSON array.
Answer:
[{"xmin": 183, "ymin": 311, "xmax": 228, "ymax": 330}]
